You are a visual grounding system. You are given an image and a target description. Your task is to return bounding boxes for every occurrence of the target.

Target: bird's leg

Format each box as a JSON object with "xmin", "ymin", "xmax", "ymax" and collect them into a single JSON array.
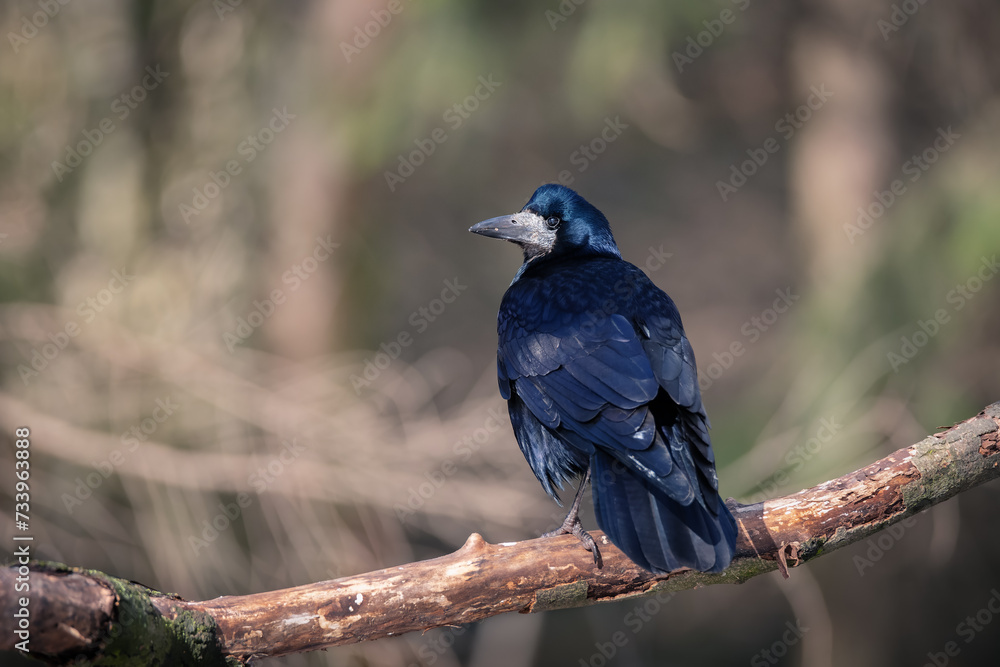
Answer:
[{"xmin": 541, "ymin": 467, "xmax": 603, "ymax": 568}]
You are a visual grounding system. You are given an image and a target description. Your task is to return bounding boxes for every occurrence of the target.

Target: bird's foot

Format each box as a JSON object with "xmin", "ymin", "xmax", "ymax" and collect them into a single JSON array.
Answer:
[
  {"xmin": 724, "ymin": 497, "xmax": 745, "ymax": 510},
  {"xmin": 542, "ymin": 517, "xmax": 603, "ymax": 569}
]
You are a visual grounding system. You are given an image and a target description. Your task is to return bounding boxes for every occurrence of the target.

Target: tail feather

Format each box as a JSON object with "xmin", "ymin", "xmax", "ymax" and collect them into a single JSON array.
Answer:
[
  {"xmin": 592, "ymin": 450, "xmax": 646, "ymax": 564},
  {"xmin": 592, "ymin": 450, "xmax": 736, "ymax": 573}
]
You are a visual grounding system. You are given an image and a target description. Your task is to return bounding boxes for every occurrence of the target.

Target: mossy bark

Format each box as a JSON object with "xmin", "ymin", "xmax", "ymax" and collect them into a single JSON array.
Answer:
[{"xmin": 0, "ymin": 563, "xmax": 238, "ymax": 666}]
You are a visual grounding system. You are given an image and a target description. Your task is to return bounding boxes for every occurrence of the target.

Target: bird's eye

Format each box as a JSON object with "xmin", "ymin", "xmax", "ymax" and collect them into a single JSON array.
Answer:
[{"xmin": 545, "ymin": 216, "xmax": 561, "ymax": 230}]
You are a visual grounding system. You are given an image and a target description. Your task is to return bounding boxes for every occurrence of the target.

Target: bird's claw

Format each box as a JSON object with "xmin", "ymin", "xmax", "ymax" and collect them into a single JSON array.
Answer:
[
  {"xmin": 724, "ymin": 497, "xmax": 745, "ymax": 510},
  {"xmin": 542, "ymin": 517, "xmax": 603, "ymax": 569}
]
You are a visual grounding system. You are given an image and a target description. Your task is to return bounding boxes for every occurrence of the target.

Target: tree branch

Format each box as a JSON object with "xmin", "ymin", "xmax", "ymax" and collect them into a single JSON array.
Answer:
[{"xmin": 4, "ymin": 402, "xmax": 999, "ymax": 665}]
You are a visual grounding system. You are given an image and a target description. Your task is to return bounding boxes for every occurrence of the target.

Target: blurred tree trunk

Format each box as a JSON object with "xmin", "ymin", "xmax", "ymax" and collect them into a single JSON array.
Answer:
[
  {"xmin": 790, "ymin": 1, "xmax": 896, "ymax": 293},
  {"xmin": 787, "ymin": 1, "xmax": 896, "ymax": 412}
]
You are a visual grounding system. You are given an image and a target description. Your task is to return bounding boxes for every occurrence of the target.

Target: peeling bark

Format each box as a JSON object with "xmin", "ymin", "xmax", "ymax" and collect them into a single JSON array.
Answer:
[{"xmin": 3, "ymin": 403, "xmax": 998, "ymax": 665}]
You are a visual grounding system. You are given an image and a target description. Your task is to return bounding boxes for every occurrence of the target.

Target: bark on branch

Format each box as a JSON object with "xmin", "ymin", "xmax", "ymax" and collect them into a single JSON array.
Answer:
[{"xmin": 4, "ymin": 402, "xmax": 999, "ymax": 665}]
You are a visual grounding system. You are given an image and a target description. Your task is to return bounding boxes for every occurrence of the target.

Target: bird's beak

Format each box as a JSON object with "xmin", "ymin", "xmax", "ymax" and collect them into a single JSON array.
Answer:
[{"xmin": 469, "ymin": 210, "xmax": 548, "ymax": 245}]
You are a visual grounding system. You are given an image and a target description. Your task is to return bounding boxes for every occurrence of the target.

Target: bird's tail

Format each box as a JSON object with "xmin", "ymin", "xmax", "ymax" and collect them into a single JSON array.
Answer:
[{"xmin": 591, "ymin": 449, "xmax": 737, "ymax": 574}]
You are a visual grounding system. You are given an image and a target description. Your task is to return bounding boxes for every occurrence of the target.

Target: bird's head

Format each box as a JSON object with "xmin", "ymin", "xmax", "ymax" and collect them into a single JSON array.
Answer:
[{"xmin": 470, "ymin": 184, "xmax": 621, "ymax": 263}]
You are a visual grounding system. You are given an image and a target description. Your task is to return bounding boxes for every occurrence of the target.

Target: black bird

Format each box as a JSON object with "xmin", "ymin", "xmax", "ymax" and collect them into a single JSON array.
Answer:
[{"xmin": 470, "ymin": 184, "xmax": 736, "ymax": 573}]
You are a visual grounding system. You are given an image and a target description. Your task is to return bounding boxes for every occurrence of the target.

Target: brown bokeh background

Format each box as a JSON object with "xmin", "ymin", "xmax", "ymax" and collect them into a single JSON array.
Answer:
[{"xmin": 2, "ymin": 1, "xmax": 1000, "ymax": 665}]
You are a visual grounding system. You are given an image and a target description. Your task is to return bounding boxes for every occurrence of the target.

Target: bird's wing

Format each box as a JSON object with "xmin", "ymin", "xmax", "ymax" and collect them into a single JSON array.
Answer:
[
  {"xmin": 638, "ymin": 310, "xmax": 703, "ymax": 412},
  {"xmin": 637, "ymin": 309, "xmax": 722, "ymax": 508},
  {"xmin": 498, "ymin": 286, "xmax": 710, "ymax": 507}
]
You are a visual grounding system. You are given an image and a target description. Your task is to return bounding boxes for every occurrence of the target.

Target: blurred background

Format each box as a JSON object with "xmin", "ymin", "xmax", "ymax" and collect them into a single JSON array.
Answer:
[{"xmin": 2, "ymin": 0, "xmax": 1000, "ymax": 665}]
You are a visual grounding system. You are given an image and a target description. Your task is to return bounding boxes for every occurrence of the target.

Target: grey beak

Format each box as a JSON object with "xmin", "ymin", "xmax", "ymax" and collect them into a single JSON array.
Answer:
[{"xmin": 469, "ymin": 211, "xmax": 547, "ymax": 244}]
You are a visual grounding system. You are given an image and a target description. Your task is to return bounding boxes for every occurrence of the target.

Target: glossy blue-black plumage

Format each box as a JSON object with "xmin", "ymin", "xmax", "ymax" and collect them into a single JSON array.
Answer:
[{"xmin": 479, "ymin": 184, "xmax": 736, "ymax": 574}]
